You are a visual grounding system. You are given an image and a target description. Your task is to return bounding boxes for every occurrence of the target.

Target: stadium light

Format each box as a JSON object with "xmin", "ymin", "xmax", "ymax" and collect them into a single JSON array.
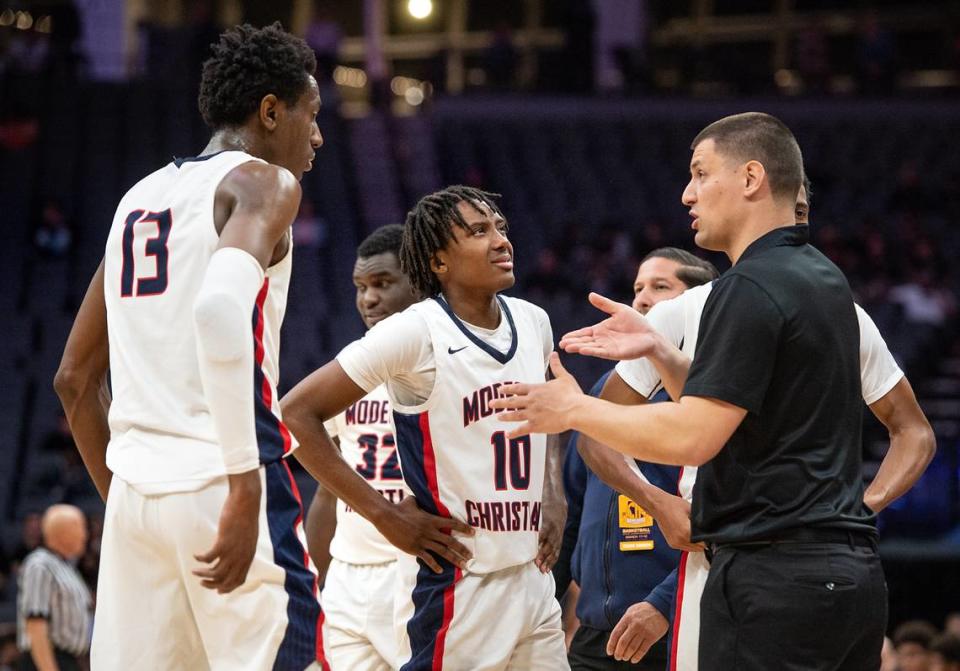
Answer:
[{"xmin": 407, "ymin": 0, "xmax": 432, "ymax": 20}]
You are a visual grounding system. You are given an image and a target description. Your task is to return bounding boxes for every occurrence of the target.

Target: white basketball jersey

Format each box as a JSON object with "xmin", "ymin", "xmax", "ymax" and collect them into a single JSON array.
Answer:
[
  {"xmin": 390, "ymin": 295, "xmax": 549, "ymax": 575},
  {"xmin": 328, "ymin": 385, "xmax": 407, "ymax": 564},
  {"xmin": 103, "ymin": 151, "xmax": 296, "ymax": 493}
]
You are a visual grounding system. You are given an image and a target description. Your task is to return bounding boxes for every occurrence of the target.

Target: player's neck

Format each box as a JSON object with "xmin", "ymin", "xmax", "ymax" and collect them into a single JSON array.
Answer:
[
  {"xmin": 442, "ymin": 287, "xmax": 501, "ymax": 330},
  {"xmin": 202, "ymin": 127, "xmax": 258, "ymax": 158}
]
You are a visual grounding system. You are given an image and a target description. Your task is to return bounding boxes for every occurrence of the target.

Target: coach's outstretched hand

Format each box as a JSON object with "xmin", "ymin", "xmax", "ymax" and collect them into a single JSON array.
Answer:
[
  {"xmin": 560, "ymin": 293, "xmax": 661, "ymax": 362},
  {"xmin": 193, "ymin": 469, "xmax": 261, "ymax": 594},
  {"xmin": 492, "ymin": 353, "xmax": 583, "ymax": 438},
  {"xmin": 381, "ymin": 497, "xmax": 475, "ymax": 574}
]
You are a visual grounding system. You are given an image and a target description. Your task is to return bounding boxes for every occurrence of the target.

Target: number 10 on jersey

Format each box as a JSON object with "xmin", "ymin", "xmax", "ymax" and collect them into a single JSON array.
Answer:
[{"xmin": 492, "ymin": 431, "xmax": 531, "ymax": 491}]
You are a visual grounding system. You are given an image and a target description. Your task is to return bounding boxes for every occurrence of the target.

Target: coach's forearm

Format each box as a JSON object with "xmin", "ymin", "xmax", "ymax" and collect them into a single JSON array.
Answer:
[
  {"xmin": 648, "ymin": 336, "xmax": 692, "ymax": 402},
  {"xmin": 569, "ymin": 396, "xmax": 726, "ymax": 467}
]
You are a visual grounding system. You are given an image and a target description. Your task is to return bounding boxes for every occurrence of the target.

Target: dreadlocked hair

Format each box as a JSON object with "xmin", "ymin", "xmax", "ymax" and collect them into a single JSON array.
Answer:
[{"xmin": 399, "ymin": 185, "xmax": 505, "ymax": 296}]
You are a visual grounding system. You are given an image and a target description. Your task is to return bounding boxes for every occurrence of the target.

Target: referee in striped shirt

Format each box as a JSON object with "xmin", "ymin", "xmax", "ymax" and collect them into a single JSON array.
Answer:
[{"xmin": 16, "ymin": 505, "xmax": 91, "ymax": 671}]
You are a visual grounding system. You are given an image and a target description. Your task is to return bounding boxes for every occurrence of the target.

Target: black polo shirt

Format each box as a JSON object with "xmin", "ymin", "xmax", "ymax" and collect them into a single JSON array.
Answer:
[{"xmin": 683, "ymin": 225, "xmax": 876, "ymax": 544}]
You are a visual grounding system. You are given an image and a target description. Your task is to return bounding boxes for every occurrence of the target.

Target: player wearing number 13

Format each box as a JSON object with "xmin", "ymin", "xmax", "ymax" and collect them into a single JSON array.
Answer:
[{"xmin": 54, "ymin": 24, "xmax": 327, "ymax": 670}]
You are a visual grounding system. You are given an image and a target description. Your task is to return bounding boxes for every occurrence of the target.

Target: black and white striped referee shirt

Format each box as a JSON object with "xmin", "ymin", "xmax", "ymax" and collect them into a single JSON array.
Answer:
[{"xmin": 16, "ymin": 547, "xmax": 92, "ymax": 655}]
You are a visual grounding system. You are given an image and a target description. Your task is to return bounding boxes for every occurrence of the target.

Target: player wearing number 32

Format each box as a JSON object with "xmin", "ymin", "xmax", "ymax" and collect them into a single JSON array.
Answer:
[
  {"xmin": 54, "ymin": 24, "xmax": 328, "ymax": 670},
  {"xmin": 301, "ymin": 225, "xmax": 421, "ymax": 671},
  {"xmin": 282, "ymin": 186, "xmax": 569, "ymax": 671}
]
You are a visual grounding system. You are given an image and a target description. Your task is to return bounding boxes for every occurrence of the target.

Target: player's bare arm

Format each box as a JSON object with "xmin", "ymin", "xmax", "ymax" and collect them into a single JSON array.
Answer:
[
  {"xmin": 535, "ymin": 431, "xmax": 566, "ymax": 573},
  {"xmin": 282, "ymin": 360, "xmax": 475, "ymax": 574},
  {"xmin": 192, "ymin": 162, "xmax": 302, "ymax": 594},
  {"xmin": 863, "ymin": 377, "xmax": 936, "ymax": 512},
  {"xmin": 492, "ymin": 352, "xmax": 746, "ymax": 466},
  {"xmin": 54, "ymin": 261, "xmax": 112, "ymax": 500},
  {"xmin": 304, "ymin": 483, "xmax": 338, "ymax": 585},
  {"xmin": 577, "ymin": 372, "xmax": 703, "ymax": 552}
]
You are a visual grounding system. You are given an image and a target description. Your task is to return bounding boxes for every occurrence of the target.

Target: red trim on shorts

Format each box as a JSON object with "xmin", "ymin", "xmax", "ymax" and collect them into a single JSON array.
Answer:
[
  {"xmin": 670, "ymin": 551, "xmax": 689, "ymax": 671},
  {"xmin": 669, "ymin": 465, "xmax": 688, "ymax": 671},
  {"xmin": 282, "ymin": 461, "xmax": 328, "ymax": 669},
  {"xmin": 432, "ymin": 567, "xmax": 462, "ymax": 671}
]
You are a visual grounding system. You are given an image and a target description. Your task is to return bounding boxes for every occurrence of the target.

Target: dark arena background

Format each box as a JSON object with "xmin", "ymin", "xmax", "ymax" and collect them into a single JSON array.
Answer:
[{"xmin": 1, "ymin": 0, "xmax": 959, "ymax": 666}]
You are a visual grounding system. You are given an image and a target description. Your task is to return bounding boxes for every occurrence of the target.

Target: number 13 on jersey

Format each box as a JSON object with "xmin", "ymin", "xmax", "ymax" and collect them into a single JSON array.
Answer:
[{"xmin": 120, "ymin": 208, "xmax": 172, "ymax": 297}]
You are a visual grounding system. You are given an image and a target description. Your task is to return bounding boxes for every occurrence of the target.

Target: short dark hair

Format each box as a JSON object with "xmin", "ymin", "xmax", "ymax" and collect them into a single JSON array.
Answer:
[
  {"xmin": 802, "ymin": 174, "xmax": 813, "ymax": 207},
  {"xmin": 691, "ymin": 112, "xmax": 804, "ymax": 204},
  {"xmin": 932, "ymin": 634, "xmax": 960, "ymax": 663},
  {"xmin": 357, "ymin": 224, "xmax": 404, "ymax": 260},
  {"xmin": 640, "ymin": 247, "xmax": 719, "ymax": 288},
  {"xmin": 198, "ymin": 23, "xmax": 316, "ymax": 129},
  {"xmin": 893, "ymin": 620, "xmax": 939, "ymax": 649},
  {"xmin": 400, "ymin": 185, "xmax": 505, "ymax": 297}
]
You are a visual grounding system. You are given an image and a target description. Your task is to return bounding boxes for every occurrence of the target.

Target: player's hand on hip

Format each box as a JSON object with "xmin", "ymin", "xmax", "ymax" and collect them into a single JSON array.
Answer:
[
  {"xmin": 607, "ymin": 602, "xmax": 669, "ymax": 663},
  {"xmin": 560, "ymin": 293, "xmax": 660, "ymax": 361},
  {"xmin": 655, "ymin": 495, "xmax": 704, "ymax": 553},
  {"xmin": 491, "ymin": 353, "xmax": 584, "ymax": 438},
  {"xmin": 382, "ymin": 497, "xmax": 474, "ymax": 574},
  {"xmin": 193, "ymin": 469, "xmax": 262, "ymax": 593}
]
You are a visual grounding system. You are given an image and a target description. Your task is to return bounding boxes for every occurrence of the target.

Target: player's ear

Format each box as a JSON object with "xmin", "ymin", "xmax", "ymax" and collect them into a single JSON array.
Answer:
[
  {"xmin": 430, "ymin": 253, "xmax": 448, "ymax": 274},
  {"xmin": 259, "ymin": 94, "xmax": 281, "ymax": 131}
]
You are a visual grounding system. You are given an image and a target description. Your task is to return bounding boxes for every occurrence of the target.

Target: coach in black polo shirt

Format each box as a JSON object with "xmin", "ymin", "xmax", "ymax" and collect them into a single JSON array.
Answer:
[{"xmin": 490, "ymin": 112, "xmax": 886, "ymax": 670}]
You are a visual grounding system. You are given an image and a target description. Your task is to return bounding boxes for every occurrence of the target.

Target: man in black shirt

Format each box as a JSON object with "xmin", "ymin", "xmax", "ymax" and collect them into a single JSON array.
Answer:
[{"xmin": 491, "ymin": 112, "xmax": 887, "ymax": 670}]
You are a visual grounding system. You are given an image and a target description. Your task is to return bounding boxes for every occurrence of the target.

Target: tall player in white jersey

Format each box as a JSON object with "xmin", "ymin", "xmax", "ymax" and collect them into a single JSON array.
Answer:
[
  {"xmin": 283, "ymin": 186, "xmax": 569, "ymax": 671},
  {"xmin": 509, "ymin": 182, "xmax": 936, "ymax": 671},
  {"xmin": 302, "ymin": 225, "xmax": 420, "ymax": 671},
  {"xmin": 53, "ymin": 24, "xmax": 329, "ymax": 670}
]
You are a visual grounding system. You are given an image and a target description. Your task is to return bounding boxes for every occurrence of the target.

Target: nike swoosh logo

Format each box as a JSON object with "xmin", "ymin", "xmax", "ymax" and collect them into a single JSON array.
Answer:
[{"xmin": 448, "ymin": 346, "xmax": 468, "ymax": 354}]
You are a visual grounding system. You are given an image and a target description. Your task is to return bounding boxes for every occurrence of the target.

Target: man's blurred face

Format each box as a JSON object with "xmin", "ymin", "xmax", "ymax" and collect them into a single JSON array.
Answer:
[
  {"xmin": 632, "ymin": 257, "xmax": 689, "ymax": 314},
  {"xmin": 897, "ymin": 642, "xmax": 931, "ymax": 671}
]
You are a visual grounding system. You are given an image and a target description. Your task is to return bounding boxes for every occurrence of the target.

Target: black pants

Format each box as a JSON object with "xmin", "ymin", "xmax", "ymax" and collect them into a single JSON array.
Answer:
[
  {"xmin": 569, "ymin": 624, "xmax": 669, "ymax": 671},
  {"xmin": 19, "ymin": 648, "xmax": 82, "ymax": 671},
  {"xmin": 699, "ymin": 540, "xmax": 887, "ymax": 671}
]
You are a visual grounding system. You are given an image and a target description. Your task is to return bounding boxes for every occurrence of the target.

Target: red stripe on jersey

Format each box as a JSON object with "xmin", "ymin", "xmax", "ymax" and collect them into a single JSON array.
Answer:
[
  {"xmin": 670, "ymin": 550, "xmax": 689, "ymax": 671},
  {"xmin": 253, "ymin": 279, "xmax": 268, "ymax": 365},
  {"xmin": 283, "ymin": 460, "xmax": 328, "ymax": 669},
  {"xmin": 433, "ymin": 567, "xmax": 462, "ymax": 671},
  {"xmin": 254, "ymin": 278, "xmax": 294, "ymax": 456},
  {"xmin": 418, "ymin": 413, "xmax": 451, "ymax": 518}
]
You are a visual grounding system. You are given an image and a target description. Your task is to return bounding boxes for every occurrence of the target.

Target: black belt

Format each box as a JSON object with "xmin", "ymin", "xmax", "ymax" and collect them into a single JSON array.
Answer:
[{"xmin": 706, "ymin": 528, "xmax": 877, "ymax": 561}]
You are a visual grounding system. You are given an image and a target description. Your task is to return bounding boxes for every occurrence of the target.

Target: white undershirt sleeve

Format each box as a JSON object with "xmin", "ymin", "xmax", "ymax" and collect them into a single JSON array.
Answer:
[
  {"xmin": 615, "ymin": 293, "xmax": 687, "ymax": 398},
  {"xmin": 856, "ymin": 304, "xmax": 904, "ymax": 405}
]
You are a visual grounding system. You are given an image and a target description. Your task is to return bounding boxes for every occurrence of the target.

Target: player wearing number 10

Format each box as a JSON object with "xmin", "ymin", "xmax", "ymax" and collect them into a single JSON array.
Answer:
[
  {"xmin": 282, "ymin": 186, "xmax": 570, "ymax": 670},
  {"xmin": 55, "ymin": 24, "xmax": 327, "ymax": 670}
]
